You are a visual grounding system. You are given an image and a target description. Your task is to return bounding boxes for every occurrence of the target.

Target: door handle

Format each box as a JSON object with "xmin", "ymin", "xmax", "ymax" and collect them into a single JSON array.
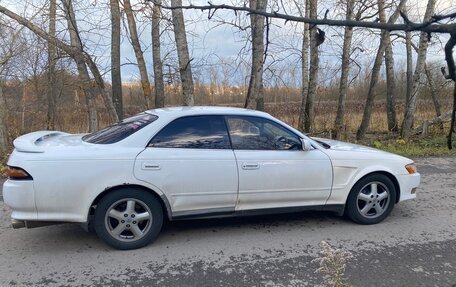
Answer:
[
  {"xmin": 242, "ymin": 163, "xmax": 260, "ymax": 170},
  {"xmin": 142, "ymin": 163, "xmax": 161, "ymax": 170}
]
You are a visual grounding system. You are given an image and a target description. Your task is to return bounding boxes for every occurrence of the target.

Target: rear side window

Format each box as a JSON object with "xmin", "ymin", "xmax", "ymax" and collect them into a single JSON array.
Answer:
[
  {"xmin": 83, "ymin": 113, "xmax": 158, "ymax": 144},
  {"xmin": 149, "ymin": 115, "xmax": 231, "ymax": 149}
]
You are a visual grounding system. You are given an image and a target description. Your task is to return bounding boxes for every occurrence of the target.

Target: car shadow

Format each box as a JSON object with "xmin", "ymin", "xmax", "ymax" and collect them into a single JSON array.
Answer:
[
  {"xmin": 161, "ymin": 210, "xmax": 346, "ymax": 233},
  {"xmin": 8, "ymin": 210, "xmax": 345, "ymax": 252},
  {"xmin": 6, "ymin": 204, "xmax": 419, "ymax": 251}
]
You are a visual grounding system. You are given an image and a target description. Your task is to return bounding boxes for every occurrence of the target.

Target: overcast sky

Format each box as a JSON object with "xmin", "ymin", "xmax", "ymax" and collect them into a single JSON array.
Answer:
[{"xmin": 2, "ymin": 0, "xmax": 456, "ymax": 86}]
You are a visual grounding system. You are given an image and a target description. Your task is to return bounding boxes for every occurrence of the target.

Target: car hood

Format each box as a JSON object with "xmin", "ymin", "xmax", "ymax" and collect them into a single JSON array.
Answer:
[
  {"xmin": 312, "ymin": 137, "xmax": 385, "ymax": 153},
  {"xmin": 313, "ymin": 137, "xmax": 413, "ymax": 161}
]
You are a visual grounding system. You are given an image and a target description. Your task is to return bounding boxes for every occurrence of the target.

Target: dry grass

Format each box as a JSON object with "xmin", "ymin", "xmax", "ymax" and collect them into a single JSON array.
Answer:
[{"xmin": 1, "ymin": 81, "xmax": 454, "ymax": 163}]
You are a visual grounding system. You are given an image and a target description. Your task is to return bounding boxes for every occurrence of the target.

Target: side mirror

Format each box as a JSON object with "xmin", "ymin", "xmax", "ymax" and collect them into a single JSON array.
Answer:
[
  {"xmin": 249, "ymin": 126, "xmax": 260, "ymax": 136},
  {"xmin": 301, "ymin": 138, "xmax": 312, "ymax": 151}
]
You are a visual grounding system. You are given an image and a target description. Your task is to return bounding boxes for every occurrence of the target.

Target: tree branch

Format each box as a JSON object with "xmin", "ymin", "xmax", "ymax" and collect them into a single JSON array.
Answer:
[
  {"xmin": 444, "ymin": 33, "xmax": 456, "ymax": 81},
  {"xmin": 148, "ymin": 1, "xmax": 456, "ymax": 33}
]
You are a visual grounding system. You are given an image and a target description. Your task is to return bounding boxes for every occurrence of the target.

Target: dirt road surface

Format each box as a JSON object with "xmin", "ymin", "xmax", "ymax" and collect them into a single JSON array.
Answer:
[{"xmin": 0, "ymin": 157, "xmax": 455, "ymax": 286}]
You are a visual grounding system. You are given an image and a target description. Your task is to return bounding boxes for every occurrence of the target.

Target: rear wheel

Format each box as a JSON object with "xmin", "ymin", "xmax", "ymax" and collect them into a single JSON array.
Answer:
[
  {"xmin": 345, "ymin": 174, "xmax": 396, "ymax": 225},
  {"xmin": 93, "ymin": 188, "xmax": 163, "ymax": 250}
]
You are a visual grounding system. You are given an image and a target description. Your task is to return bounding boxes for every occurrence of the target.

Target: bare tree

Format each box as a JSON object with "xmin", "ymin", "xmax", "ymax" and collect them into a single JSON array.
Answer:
[
  {"xmin": 298, "ymin": 0, "xmax": 310, "ymax": 131},
  {"xmin": 46, "ymin": 0, "xmax": 57, "ymax": 129},
  {"xmin": 62, "ymin": 0, "xmax": 98, "ymax": 131},
  {"xmin": 124, "ymin": 0, "xmax": 153, "ymax": 108},
  {"xmin": 0, "ymin": 17, "xmax": 26, "ymax": 153},
  {"xmin": 382, "ymin": 1, "xmax": 398, "ymax": 132},
  {"xmin": 442, "ymin": 34, "xmax": 456, "ymax": 148},
  {"xmin": 154, "ymin": 0, "xmax": 456, "ymax": 146},
  {"xmin": 0, "ymin": 82, "xmax": 7, "ymax": 154},
  {"xmin": 244, "ymin": 0, "xmax": 267, "ymax": 110},
  {"xmin": 401, "ymin": 0, "xmax": 436, "ymax": 137},
  {"xmin": 356, "ymin": 0, "xmax": 406, "ymax": 140},
  {"xmin": 405, "ymin": 30, "xmax": 413, "ymax": 108},
  {"xmin": 110, "ymin": 0, "xmax": 123, "ymax": 119},
  {"xmin": 424, "ymin": 64, "xmax": 442, "ymax": 118},
  {"xmin": 304, "ymin": 0, "xmax": 322, "ymax": 132},
  {"xmin": 152, "ymin": 0, "xmax": 165, "ymax": 108},
  {"xmin": 0, "ymin": 2, "xmax": 119, "ymax": 131},
  {"xmin": 333, "ymin": 0, "xmax": 355, "ymax": 139},
  {"xmin": 171, "ymin": 0, "xmax": 194, "ymax": 106}
]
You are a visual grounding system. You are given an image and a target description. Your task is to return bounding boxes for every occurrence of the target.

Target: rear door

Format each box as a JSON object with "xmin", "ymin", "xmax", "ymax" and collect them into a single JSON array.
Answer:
[
  {"xmin": 134, "ymin": 115, "xmax": 238, "ymax": 216},
  {"xmin": 225, "ymin": 115, "xmax": 332, "ymax": 211}
]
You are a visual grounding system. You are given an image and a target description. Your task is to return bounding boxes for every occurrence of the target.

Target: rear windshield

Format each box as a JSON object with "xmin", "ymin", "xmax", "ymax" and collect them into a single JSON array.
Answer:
[{"xmin": 82, "ymin": 113, "xmax": 158, "ymax": 144}]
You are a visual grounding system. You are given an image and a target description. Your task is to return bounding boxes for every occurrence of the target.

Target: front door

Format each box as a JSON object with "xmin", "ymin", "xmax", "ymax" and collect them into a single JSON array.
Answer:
[
  {"xmin": 134, "ymin": 115, "xmax": 238, "ymax": 216},
  {"xmin": 225, "ymin": 115, "xmax": 332, "ymax": 211}
]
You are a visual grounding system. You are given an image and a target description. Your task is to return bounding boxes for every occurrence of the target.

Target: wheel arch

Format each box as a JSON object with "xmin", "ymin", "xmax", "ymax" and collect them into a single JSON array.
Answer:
[
  {"xmin": 88, "ymin": 184, "xmax": 173, "ymax": 221},
  {"xmin": 352, "ymin": 170, "xmax": 401, "ymax": 203}
]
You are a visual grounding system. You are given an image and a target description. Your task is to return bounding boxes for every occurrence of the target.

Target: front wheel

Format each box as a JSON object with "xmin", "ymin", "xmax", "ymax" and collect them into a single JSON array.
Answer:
[
  {"xmin": 345, "ymin": 174, "xmax": 396, "ymax": 225},
  {"xmin": 93, "ymin": 188, "xmax": 163, "ymax": 250}
]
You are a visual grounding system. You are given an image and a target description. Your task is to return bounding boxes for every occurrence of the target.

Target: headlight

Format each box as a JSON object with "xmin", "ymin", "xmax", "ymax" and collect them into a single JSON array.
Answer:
[{"xmin": 405, "ymin": 163, "xmax": 417, "ymax": 174}]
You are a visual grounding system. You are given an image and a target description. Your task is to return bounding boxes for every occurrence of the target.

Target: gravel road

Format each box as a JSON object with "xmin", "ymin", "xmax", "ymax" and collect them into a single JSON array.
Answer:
[{"xmin": 0, "ymin": 156, "xmax": 455, "ymax": 286}]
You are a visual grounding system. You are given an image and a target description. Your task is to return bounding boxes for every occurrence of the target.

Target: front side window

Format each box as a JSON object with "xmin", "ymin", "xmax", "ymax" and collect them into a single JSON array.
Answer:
[
  {"xmin": 226, "ymin": 116, "xmax": 302, "ymax": 150},
  {"xmin": 149, "ymin": 115, "xmax": 231, "ymax": 149},
  {"xmin": 83, "ymin": 113, "xmax": 158, "ymax": 144}
]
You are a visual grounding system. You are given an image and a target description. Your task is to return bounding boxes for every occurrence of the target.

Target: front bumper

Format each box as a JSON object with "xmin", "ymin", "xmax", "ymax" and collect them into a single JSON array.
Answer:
[
  {"xmin": 3, "ymin": 179, "xmax": 38, "ymax": 220},
  {"xmin": 396, "ymin": 172, "xmax": 420, "ymax": 202}
]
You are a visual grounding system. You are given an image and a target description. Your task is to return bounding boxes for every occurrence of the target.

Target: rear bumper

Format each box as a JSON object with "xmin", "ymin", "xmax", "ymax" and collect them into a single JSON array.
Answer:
[
  {"xmin": 3, "ymin": 179, "xmax": 38, "ymax": 220},
  {"xmin": 397, "ymin": 173, "xmax": 420, "ymax": 202}
]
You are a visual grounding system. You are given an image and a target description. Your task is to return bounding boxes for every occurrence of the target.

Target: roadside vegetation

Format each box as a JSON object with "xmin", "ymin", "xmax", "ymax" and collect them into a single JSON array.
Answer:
[{"xmin": 313, "ymin": 241, "xmax": 353, "ymax": 287}]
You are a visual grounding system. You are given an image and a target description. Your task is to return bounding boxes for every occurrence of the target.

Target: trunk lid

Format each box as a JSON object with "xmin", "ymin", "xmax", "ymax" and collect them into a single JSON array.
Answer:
[{"xmin": 13, "ymin": 131, "xmax": 84, "ymax": 153}]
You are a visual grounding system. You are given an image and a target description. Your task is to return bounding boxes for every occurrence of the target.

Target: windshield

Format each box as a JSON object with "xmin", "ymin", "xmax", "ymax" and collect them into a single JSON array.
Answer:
[{"xmin": 82, "ymin": 113, "xmax": 158, "ymax": 144}]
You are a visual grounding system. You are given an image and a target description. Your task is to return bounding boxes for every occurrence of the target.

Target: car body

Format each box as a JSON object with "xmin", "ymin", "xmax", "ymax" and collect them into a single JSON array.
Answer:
[{"xmin": 3, "ymin": 106, "xmax": 420, "ymax": 249}]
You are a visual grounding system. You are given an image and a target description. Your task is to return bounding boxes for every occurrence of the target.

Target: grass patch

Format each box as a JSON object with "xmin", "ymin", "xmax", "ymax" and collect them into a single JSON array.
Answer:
[
  {"xmin": 0, "ymin": 164, "xmax": 6, "ymax": 178},
  {"xmin": 0, "ymin": 153, "xmax": 8, "ymax": 178},
  {"xmin": 360, "ymin": 135, "xmax": 456, "ymax": 157}
]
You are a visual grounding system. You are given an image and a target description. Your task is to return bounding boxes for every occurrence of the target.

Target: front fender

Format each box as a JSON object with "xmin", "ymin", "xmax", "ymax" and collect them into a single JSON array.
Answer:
[{"xmin": 326, "ymin": 162, "xmax": 400, "ymax": 205}]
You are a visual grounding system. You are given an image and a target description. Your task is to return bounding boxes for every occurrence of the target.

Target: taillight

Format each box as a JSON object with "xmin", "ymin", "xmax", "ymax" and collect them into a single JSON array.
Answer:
[{"xmin": 7, "ymin": 166, "xmax": 33, "ymax": 180}]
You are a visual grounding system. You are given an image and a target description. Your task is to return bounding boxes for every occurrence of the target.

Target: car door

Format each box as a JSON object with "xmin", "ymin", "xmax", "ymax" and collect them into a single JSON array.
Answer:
[
  {"xmin": 134, "ymin": 115, "xmax": 238, "ymax": 216},
  {"xmin": 225, "ymin": 115, "xmax": 332, "ymax": 211}
]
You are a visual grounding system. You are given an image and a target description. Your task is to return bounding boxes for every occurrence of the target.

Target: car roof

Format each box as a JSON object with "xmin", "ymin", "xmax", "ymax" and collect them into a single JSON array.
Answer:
[{"xmin": 145, "ymin": 106, "xmax": 269, "ymax": 119}]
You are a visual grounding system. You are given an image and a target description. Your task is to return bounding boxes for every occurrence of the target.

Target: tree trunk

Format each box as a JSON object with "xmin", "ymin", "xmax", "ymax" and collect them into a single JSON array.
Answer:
[
  {"xmin": 171, "ymin": 0, "xmax": 194, "ymax": 106},
  {"xmin": 304, "ymin": 0, "xmax": 319, "ymax": 133},
  {"xmin": 62, "ymin": 0, "xmax": 98, "ymax": 132},
  {"xmin": 383, "ymin": 10, "xmax": 398, "ymax": 131},
  {"xmin": 152, "ymin": 0, "xmax": 165, "ymax": 108},
  {"xmin": 298, "ymin": 0, "xmax": 310, "ymax": 131},
  {"xmin": 244, "ymin": 0, "xmax": 267, "ymax": 110},
  {"xmin": 424, "ymin": 64, "xmax": 442, "ymax": 117},
  {"xmin": 401, "ymin": 0, "xmax": 435, "ymax": 137},
  {"xmin": 356, "ymin": 0, "xmax": 407, "ymax": 140},
  {"xmin": 46, "ymin": 0, "xmax": 57, "ymax": 130},
  {"xmin": 124, "ymin": 0, "xmax": 152, "ymax": 108},
  {"xmin": 85, "ymin": 55, "xmax": 119, "ymax": 123},
  {"xmin": 333, "ymin": 0, "xmax": 355, "ymax": 139},
  {"xmin": 405, "ymin": 31, "xmax": 413, "ymax": 109},
  {"xmin": 110, "ymin": 0, "xmax": 123, "ymax": 119},
  {"xmin": 254, "ymin": 0, "xmax": 267, "ymax": 111},
  {"xmin": 0, "ymin": 83, "xmax": 8, "ymax": 154},
  {"xmin": 415, "ymin": 111, "xmax": 451, "ymax": 136}
]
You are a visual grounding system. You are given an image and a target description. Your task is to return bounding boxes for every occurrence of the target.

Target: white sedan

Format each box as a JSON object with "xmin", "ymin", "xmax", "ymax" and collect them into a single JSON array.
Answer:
[{"xmin": 3, "ymin": 107, "xmax": 420, "ymax": 249}]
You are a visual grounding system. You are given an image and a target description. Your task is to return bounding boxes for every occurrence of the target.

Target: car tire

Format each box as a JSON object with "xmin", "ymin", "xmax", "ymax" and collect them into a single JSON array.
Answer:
[
  {"xmin": 93, "ymin": 188, "xmax": 163, "ymax": 250},
  {"xmin": 345, "ymin": 174, "xmax": 396, "ymax": 225}
]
